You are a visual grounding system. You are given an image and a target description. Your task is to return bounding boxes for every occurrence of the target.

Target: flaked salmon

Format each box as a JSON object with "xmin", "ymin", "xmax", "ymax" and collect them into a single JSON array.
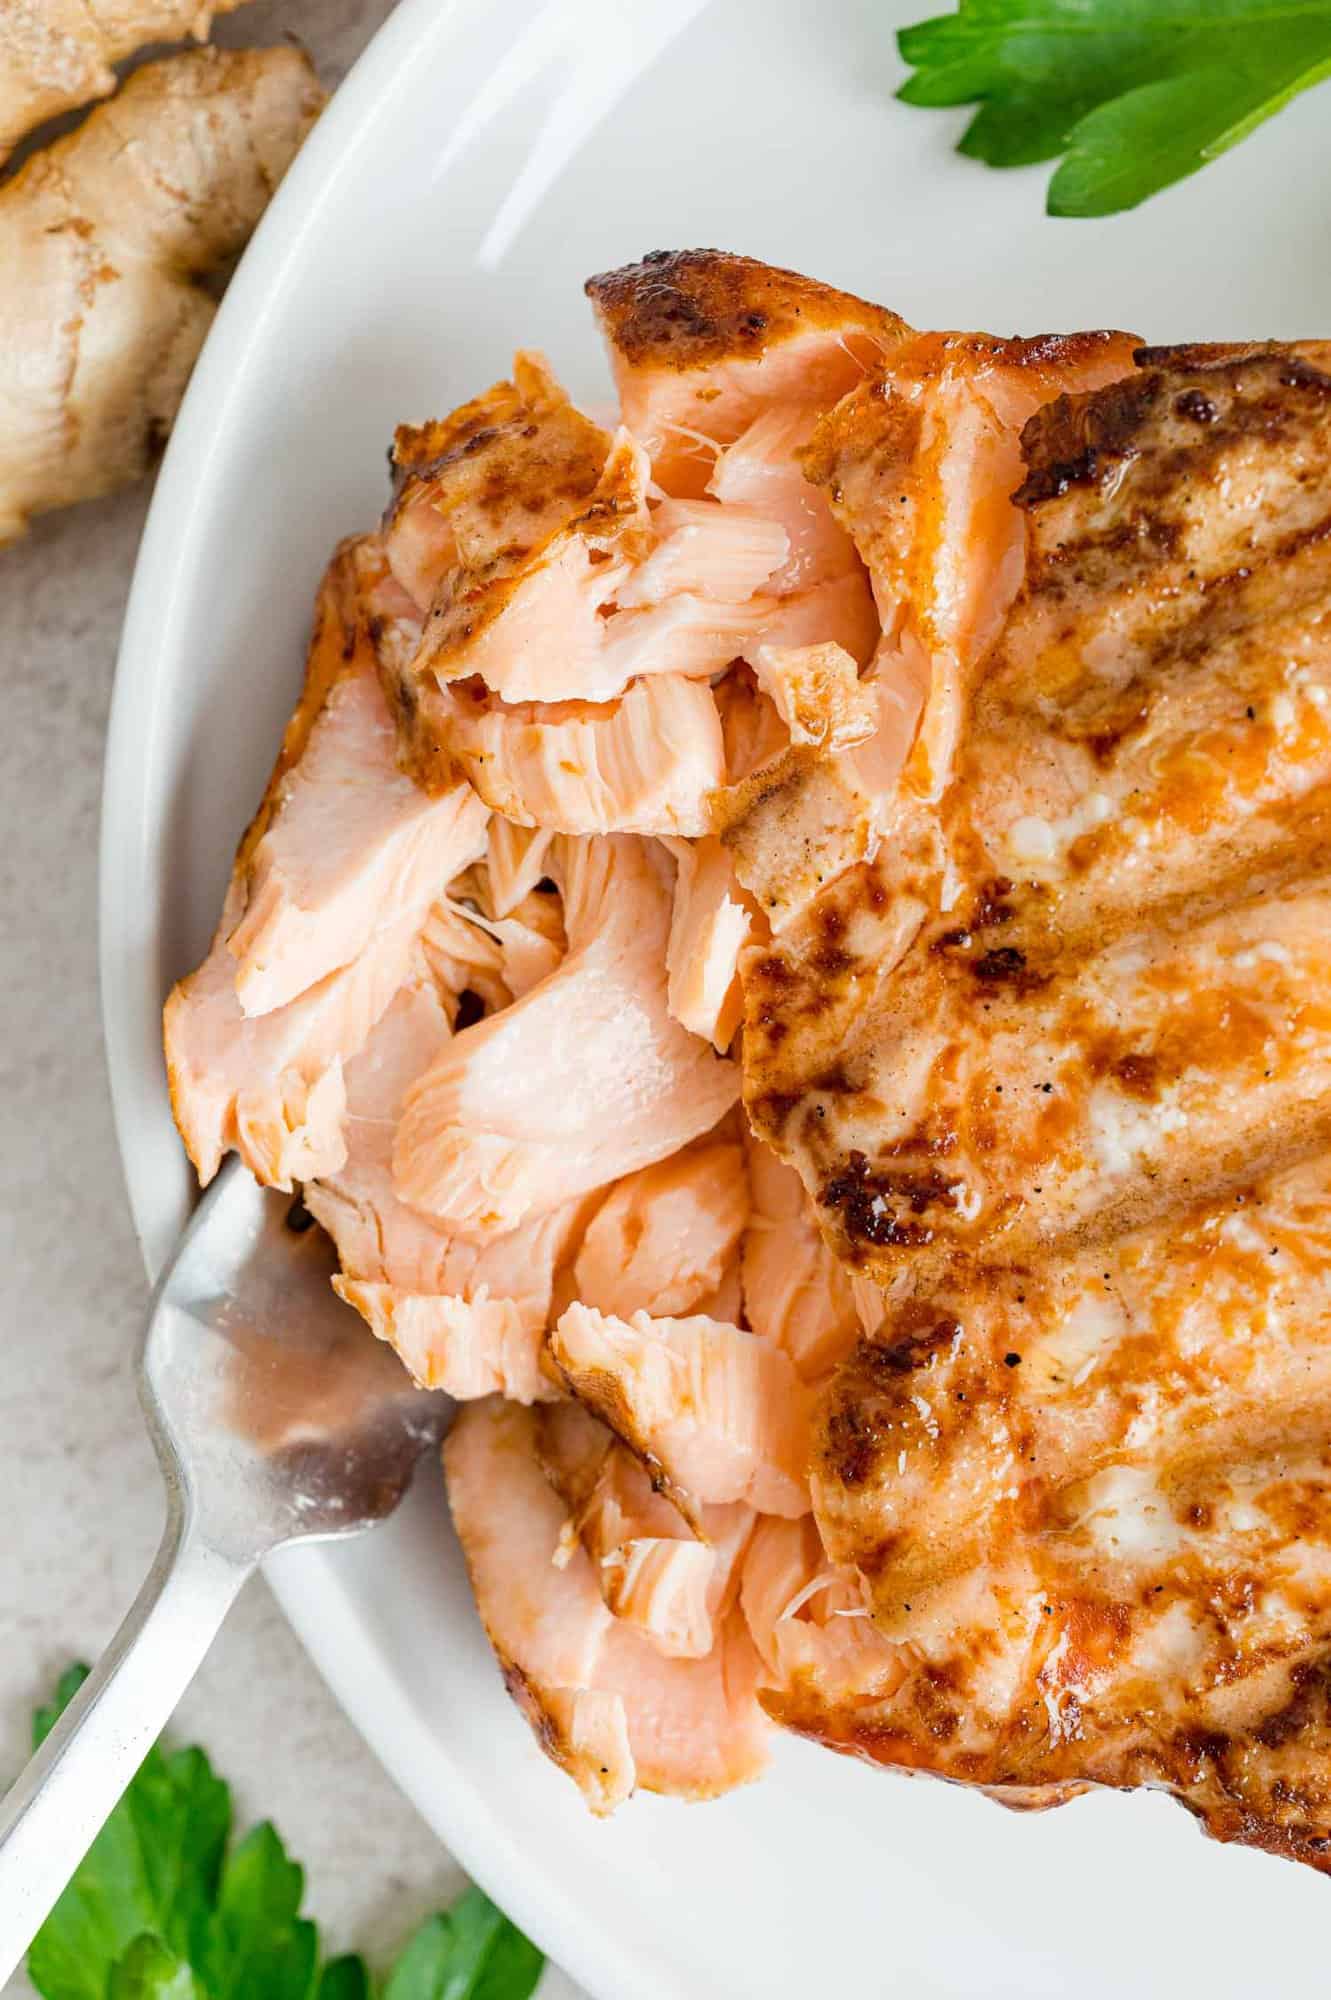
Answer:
[
  {"xmin": 708, "ymin": 406, "xmax": 864, "ymax": 592},
  {"xmin": 225, "ymin": 667, "xmax": 479, "ymax": 1018},
  {"xmin": 392, "ymin": 835, "xmax": 739, "ymax": 1234},
  {"xmin": 416, "ymin": 674, "xmax": 727, "ymax": 837},
  {"xmin": 585, "ymin": 249, "xmax": 908, "ymax": 496},
  {"xmin": 718, "ymin": 330, "xmax": 1140, "ymax": 941},
  {"xmin": 369, "ymin": 255, "xmax": 907, "ymax": 841},
  {"xmin": 662, "ymin": 838, "xmax": 755, "ymax": 1052},
  {"xmin": 741, "ymin": 1515, "xmax": 902, "ymax": 1703},
  {"xmin": 333, "ymin": 1279, "xmax": 555, "ymax": 1403},
  {"xmin": 166, "ymin": 871, "xmax": 395, "ymax": 1189},
  {"xmin": 398, "ymin": 413, "xmax": 794, "ymax": 709},
  {"xmin": 381, "ymin": 335, "xmax": 868, "ymax": 762},
  {"xmin": 217, "ymin": 534, "xmax": 491, "ymax": 1018},
  {"xmin": 571, "ymin": 1139, "xmax": 748, "ymax": 1320},
  {"xmin": 383, "ymin": 351, "xmax": 608, "ymax": 622},
  {"xmin": 305, "ymin": 978, "xmax": 591, "ymax": 1396},
  {"xmin": 373, "ymin": 412, "xmax": 731, "ymax": 828},
  {"xmin": 485, "ymin": 817, "xmax": 556, "ymax": 916},
  {"xmin": 301, "ymin": 976, "xmax": 457, "ymax": 1285},
  {"xmin": 619, "ymin": 498, "xmax": 788, "ymax": 605},
  {"xmin": 741, "ymin": 1131, "xmax": 858, "ymax": 1382},
  {"xmin": 550, "ymin": 1303, "xmax": 811, "ymax": 1521},
  {"xmin": 594, "ymin": 1505, "xmax": 754, "ymax": 1663},
  {"xmin": 421, "ymin": 886, "xmax": 564, "ymax": 1008},
  {"xmin": 750, "ymin": 641, "xmax": 877, "ymax": 753},
  {"xmin": 800, "ymin": 328, "xmax": 1140, "ymax": 803},
  {"xmin": 445, "ymin": 1398, "xmax": 770, "ymax": 1808},
  {"xmin": 165, "ymin": 544, "xmax": 488, "ymax": 1187},
  {"xmin": 168, "ymin": 252, "xmax": 919, "ymax": 1820},
  {"xmin": 536, "ymin": 1400, "xmax": 753, "ymax": 1660},
  {"xmin": 414, "ymin": 901, "xmax": 509, "ymax": 1018}
]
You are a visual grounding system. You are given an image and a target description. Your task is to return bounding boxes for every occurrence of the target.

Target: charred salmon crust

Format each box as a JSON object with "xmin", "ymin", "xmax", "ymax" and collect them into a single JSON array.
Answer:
[
  {"xmin": 1016, "ymin": 344, "xmax": 1331, "ymax": 509},
  {"xmin": 585, "ymin": 248, "xmax": 908, "ymax": 370}
]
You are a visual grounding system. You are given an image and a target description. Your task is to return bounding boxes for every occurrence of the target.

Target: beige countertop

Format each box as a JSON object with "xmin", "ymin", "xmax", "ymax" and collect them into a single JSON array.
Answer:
[{"xmin": 0, "ymin": 3, "xmax": 582, "ymax": 1988}]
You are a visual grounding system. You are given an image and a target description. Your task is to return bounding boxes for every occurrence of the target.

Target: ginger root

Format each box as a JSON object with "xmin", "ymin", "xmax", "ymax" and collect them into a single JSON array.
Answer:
[
  {"xmin": 0, "ymin": 0, "xmax": 254, "ymax": 164},
  {"xmin": 0, "ymin": 45, "xmax": 323, "ymax": 545}
]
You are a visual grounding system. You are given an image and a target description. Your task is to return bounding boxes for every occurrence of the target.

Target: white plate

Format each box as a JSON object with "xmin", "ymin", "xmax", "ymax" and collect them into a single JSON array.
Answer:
[{"xmin": 100, "ymin": 2, "xmax": 1331, "ymax": 1992}]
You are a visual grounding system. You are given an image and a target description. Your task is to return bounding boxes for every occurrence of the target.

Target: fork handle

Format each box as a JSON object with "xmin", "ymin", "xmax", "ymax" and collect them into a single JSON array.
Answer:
[{"xmin": 0, "ymin": 1503, "xmax": 250, "ymax": 1984}]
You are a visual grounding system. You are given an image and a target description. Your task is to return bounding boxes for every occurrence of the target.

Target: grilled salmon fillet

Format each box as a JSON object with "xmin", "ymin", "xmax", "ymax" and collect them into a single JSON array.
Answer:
[
  {"xmin": 168, "ymin": 248, "xmax": 1331, "ymax": 1851},
  {"xmin": 746, "ymin": 341, "xmax": 1331, "ymax": 1864}
]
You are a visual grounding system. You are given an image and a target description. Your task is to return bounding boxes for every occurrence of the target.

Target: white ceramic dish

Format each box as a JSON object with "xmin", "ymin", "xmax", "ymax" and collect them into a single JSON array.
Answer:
[{"xmin": 101, "ymin": 2, "xmax": 1331, "ymax": 1992}]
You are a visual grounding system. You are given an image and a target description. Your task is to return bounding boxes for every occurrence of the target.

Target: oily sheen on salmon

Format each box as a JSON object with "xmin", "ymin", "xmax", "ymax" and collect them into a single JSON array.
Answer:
[
  {"xmin": 744, "ymin": 339, "xmax": 1331, "ymax": 1867},
  {"xmin": 166, "ymin": 252, "xmax": 1331, "ymax": 1872}
]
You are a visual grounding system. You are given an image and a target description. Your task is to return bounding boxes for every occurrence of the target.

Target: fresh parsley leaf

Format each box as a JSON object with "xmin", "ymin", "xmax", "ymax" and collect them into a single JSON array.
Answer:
[
  {"xmin": 25, "ymin": 1666, "xmax": 545, "ymax": 2000},
  {"xmin": 27, "ymin": 1668, "xmax": 231, "ymax": 2000},
  {"xmin": 896, "ymin": 1, "xmax": 1331, "ymax": 214},
  {"xmin": 316, "ymin": 1956, "xmax": 373, "ymax": 2000},
  {"xmin": 194, "ymin": 1825, "xmax": 318, "ymax": 2000},
  {"xmin": 106, "ymin": 1937, "xmax": 206, "ymax": 2000},
  {"xmin": 382, "ymin": 1889, "xmax": 543, "ymax": 2000}
]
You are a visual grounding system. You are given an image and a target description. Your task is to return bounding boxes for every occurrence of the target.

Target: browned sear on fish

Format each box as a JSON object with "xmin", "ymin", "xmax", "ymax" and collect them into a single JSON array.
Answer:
[{"xmin": 745, "ymin": 341, "xmax": 1331, "ymax": 1867}]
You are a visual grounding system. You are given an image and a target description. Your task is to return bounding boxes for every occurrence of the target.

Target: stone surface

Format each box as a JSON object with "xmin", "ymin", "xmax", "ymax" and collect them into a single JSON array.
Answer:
[{"xmin": 0, "ymin": 5, "xmax": 582, "ymax": 1991}]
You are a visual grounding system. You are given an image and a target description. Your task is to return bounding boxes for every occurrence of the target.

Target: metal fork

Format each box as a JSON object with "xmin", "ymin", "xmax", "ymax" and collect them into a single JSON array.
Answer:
[{"xmin": 0, "ymin": 1158, "xmax": 450, "ymax": 1979}]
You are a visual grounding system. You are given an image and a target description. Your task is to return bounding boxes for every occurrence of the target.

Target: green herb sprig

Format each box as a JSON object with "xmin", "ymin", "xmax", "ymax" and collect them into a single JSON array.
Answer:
[
  {"xmin": 26, "ymin": 1666, "xmax": 544, "ymax": 2000},
  {"xmin": 897, "ymin": 0, "xmax": 1331, "ymax": 215}
]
